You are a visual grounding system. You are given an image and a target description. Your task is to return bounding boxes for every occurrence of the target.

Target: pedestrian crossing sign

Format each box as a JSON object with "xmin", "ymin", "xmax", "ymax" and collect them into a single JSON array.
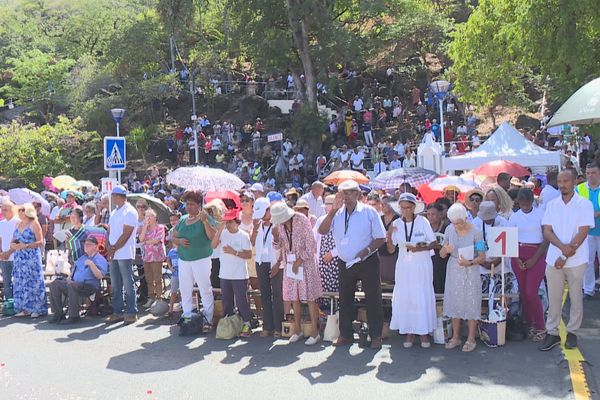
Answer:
[{"xmin": 104, "ymin": 136, "xmax": 126, "ymax": 171}]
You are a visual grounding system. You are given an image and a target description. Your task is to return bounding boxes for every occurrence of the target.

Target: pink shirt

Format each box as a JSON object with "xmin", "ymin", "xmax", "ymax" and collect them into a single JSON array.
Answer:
[{"xmin": 142, "ymin": 224, "xmax": 166, "ymax": 262}]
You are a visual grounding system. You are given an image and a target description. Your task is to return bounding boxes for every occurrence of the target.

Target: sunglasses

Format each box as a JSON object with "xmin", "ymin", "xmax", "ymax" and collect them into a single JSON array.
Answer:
[{"xmin": 18, "ymin": 208, "xmax": 25, "ymax": 212}]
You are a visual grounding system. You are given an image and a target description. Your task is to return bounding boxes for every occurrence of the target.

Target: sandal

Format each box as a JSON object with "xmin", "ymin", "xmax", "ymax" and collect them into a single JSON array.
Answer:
[
  {"xmin": 532, "ymin": 330, "xmax": 546, "ymax": 342},
  {"xmin": 445, "ymin": 338, "xmax": 462, "ymax": 350},
  {"xmin": 462, "ymin": 340, "xmax": 477, "ymax": 352}
]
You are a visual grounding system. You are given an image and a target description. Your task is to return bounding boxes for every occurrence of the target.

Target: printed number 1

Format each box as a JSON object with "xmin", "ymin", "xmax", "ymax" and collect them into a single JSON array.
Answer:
[{"xmin": 495, "ymin": 231, "xmax": 506, "ymax": 255}]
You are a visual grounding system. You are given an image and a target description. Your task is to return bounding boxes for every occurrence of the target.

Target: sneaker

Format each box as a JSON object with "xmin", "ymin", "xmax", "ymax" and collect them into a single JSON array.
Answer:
[
  {"xmin": 565, "ymin": 333, "xmax": 578, "ymax": 349},
  {"xmin": 30, "ymin": 312, "xmax": 41, "ymax": 319},
  {"xmin": 305, "ymin": 334, "xmax": 320, "ymax": 346},
  {"xmin": 173, "ymin": 303, "xmax": 182, "ymax": 312},
  {"xmin": 240, "ymin": 323, "xmax": 252, "ymax": 338},
  {"xmin": 289, "ymin": 333, "xmax": 304, "ymax": 343},
  {"xmin": 539, "ymin": 334, "xmax": 561, "ymax": 351},
  {"xmin": 143, "ymin": 299, "xmax": 154, "ymax": 308}
]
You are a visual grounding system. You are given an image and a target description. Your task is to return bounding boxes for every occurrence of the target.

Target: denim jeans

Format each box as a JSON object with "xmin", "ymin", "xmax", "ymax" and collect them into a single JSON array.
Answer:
[
  {"xmin": 0, "ymin": 260, "xmax": 14, "ymax": 300},
  {"xmin": 110, "ymin": 259, "xmax": 138, "ymax": 316}
]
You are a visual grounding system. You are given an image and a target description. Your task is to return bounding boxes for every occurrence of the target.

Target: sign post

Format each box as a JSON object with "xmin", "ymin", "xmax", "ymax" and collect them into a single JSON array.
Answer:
[
  {"xmin": 487, "ymin": 227, "xmax": 518, "ymax": 303},
  {"xmin": 100, "ymin": 177, "xmax": 118, "ymax": 212},
  {"xmin": 104, "ymin": 136, "xmax": 126, "ymax": 183}
]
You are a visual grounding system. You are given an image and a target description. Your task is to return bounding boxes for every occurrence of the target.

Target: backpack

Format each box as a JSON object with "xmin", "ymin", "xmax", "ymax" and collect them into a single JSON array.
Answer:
[
  {"xmin": 178, "ymin": 313, "xmax": 210, "ymax": 336},
  {"xmin": 216, "ymin": 314, "xmax": 243, "ymax": 340}
]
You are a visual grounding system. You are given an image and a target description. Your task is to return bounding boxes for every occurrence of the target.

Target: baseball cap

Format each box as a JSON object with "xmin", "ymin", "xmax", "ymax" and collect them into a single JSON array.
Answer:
[
  {"xmin": 111, "ymin": 185, "xmax": 127, "ymax": 196},
  {"xmin": 253, "ymin": 197, "xmax": 270, "ymax": 219},
  {"xmin": 250, "ymin": 183, "xmax": 264, "ymax": 193},
  {"xmin": 267, "ymin": 191, "xmax": 284, "ymax": 203}
]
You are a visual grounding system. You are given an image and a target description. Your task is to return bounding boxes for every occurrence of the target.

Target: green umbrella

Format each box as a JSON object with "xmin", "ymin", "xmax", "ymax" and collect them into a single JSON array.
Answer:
[
  {"xmin": 548, "ymin": 77, "xmax": 600, "ymax": 127},
  {"xmin": 127, "ymin": 193, "xmax": 171, "ymax": 224}
]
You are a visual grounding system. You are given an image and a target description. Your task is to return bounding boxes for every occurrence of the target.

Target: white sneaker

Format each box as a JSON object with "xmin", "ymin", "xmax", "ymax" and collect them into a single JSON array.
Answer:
[
  {"xmin": 305, "ymin": 334, "xmax": 321, "ymax": 346},
  {"xmin": 143, "ymin": 299, "xmax": 154, "ymax": 308},
  {"xmin": 173, "ymin": 303, "xmax": 182, "ymax": 312},
  {"xmin": 289, "ymin": 333, "xmax": 304, "ymax": 343},
  {"xmin": 30, "ymin": 313, "xmax": 40, "ymax": 319}
]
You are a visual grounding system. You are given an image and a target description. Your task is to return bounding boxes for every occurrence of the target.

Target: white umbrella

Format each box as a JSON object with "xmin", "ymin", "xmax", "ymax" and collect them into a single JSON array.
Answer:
[
  {"xmin": 8, "ymin": 188, "xmax": 51, "ymax": 216},
  {"xmin": 166, "ymin": 166, "xmax": 245, "ymax": 192},
  {"xmin": 428, "ymin": 176, "xmax": 479, "ymax": 192}
]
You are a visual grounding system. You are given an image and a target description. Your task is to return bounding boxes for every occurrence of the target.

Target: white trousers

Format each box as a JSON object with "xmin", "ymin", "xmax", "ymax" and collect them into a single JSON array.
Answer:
[
  {"xmin": 364, "ymin": 130, "xmax": 374, "ymax": 146},
  {"xmin": 585, "ymin": 236, "xmax": 600, "ymax": 295},
  {"xmin": 179, "ymin": 257, "xmax": 214, "ymax": 320}
]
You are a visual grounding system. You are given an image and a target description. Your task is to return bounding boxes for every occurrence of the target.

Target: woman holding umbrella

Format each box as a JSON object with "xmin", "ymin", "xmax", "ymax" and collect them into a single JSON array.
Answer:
[{"xmin": 171, "ymin": 190, "xmax": 216, "ymax": 325}]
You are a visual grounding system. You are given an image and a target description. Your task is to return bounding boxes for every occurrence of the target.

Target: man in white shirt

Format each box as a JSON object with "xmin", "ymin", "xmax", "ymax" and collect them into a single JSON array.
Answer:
[
  {"xmin": 318, "ymin": 180, "xmax": 386, "ymax": 349},
  {"xmin": 389, "ymin": 153, "xmax": 402, "ymax": 170},
  {"xmin": 106, "ymin": 186, "xmax": 139, "ymax": 325},
  {"xmin": 353, "ymin": 96, "xmax": 364, "ymax": 112},
  {"xmin": 0, "ymin": 201, "xmax": 19, "ymax": 301},
  {"xmin": 300, "ymin": 181, "xmax": 326, "ymax": 218},
  {"xmin": 282, "ymin": 139, "xmax": 293, "ymax": 160},
  {"xmin": 540, "ymin": 170, "xmax": 594, "ymax": 351},
  {"xmin": 329, "ymin": 146, "xmax": 340, "ymax": 163},
  {"xmin": 350, "ymin": 147, "xmax": 364, "ymax": 171},
  {"xmin": 393, "ymin": 141, "xmax": 405, "ymax": 159},
  {"xmin": 539, "ymin": 171, "xmax": 560, "ymax": 210},
  {"xmin": 251, "ymin": 198, "xmax": 284, "ymax": 335},
  {"xmin": 373, "ymin": 158, "xmax": 387, "ymax": 175},
  {"xmin": 339, "ymin": 145, "xmax": 351, "ymax": 164}
]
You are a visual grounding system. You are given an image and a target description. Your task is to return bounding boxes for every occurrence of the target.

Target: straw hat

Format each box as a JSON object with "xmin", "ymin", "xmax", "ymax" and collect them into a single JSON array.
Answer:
[
  {"xmin": 293, "ymin": 198, "xmax": 310, "ymax": 210},
  {"xmin": 464, "ymin": 189, "xmax": 484, "ymax": 210},
  {"xmin": 270, "ymin": 202, "xmax": 295, "ymax": 225}
]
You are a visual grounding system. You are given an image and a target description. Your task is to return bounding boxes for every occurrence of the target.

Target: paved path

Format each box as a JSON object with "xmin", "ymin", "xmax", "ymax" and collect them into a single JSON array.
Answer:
[{"xmin": 0, "ymin": 308, "xmax": 587, "ymax": 400}]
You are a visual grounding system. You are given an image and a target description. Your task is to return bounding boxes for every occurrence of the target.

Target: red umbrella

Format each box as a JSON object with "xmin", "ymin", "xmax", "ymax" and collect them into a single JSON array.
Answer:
[
  {"xmin": 473, "ymin": 160, "xmax": 530, "ymax": 178},
  {"xmin": 417, "ymin": 181, "xmax": 466, "ymax": 205}
]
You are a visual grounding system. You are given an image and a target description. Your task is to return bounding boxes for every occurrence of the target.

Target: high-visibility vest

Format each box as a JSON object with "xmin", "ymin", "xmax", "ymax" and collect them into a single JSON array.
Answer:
[{"xmin": 576, "ymin": 182, "xmax": 600, "ymax": 203}]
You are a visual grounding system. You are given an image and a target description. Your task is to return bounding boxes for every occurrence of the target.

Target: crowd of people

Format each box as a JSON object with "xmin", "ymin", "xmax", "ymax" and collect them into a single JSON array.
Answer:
[{"xmin": 1, "ymin": 153, "xmax": 598, "ymax": 354}]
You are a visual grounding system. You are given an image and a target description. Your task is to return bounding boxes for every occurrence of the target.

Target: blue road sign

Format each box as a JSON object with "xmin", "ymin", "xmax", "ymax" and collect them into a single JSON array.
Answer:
[{"xmin": 104, "ymin": 136, "xmax": 126, "ymax": 171}]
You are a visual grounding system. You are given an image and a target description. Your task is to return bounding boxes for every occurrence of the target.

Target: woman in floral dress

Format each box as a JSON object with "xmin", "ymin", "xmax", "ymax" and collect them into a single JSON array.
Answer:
[
  {"xmin": 11, "ymin": 204, "xmax": 47, "ymax": 318},
  {"xmin": 271, "ymin": 202, "xmax": 323, "ymax": 345},
  {"xmin": 314, "ymin": 195, "xmax": 339, "ymax": 310}
]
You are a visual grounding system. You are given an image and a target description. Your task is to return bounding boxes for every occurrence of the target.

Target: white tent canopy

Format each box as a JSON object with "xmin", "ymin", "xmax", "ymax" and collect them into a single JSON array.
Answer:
[{"xmin": 444, "ymin": 122, "xmax": 561, "ymax": 171}]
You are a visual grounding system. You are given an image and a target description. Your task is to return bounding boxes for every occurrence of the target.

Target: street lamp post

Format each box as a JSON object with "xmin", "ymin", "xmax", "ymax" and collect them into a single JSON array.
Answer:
[
  {"xmin": 110, "ymin": 108, "xmax": 126, "ymax": 183},
  {"xmin": 430, "ymin": 80, "xmax": 451, "ymax": 172}
]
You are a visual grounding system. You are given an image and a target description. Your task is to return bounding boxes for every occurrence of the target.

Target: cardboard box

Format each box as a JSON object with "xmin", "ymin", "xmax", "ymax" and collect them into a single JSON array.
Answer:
[{"xmin": 301, "ymin": 321, "xmax": 313, "ymax": 337}]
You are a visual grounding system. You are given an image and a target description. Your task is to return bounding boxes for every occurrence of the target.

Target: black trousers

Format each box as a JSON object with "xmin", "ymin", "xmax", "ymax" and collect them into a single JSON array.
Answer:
[{"xmin": 338, "ymin": 254, "xmax": 384, "ymax": 340}]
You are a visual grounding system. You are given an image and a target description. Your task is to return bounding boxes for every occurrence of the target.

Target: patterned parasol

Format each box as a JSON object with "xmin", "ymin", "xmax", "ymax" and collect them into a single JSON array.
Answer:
[
  {"xmin": 166, "ymin": 166, "xmax": 244, "ymax": 192},
  {"xmin": 370, "ymin": 168, "xmax": 439, "ymax": 190}
]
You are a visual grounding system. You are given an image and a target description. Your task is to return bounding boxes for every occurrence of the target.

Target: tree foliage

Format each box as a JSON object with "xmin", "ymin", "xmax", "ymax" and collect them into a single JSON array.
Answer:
[{"xmin": 0, "ymin": 116, "xmax": 102, "ymax": 187}]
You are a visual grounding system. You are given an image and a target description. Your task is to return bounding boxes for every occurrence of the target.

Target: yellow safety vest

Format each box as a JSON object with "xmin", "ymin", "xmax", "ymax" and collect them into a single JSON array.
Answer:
[{"xmin": 576, "ymin": 182, "xmax": 600, "ymax": 203}]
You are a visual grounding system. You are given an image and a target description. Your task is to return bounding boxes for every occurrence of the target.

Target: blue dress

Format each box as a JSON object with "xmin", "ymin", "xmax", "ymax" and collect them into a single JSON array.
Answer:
[{"xmin": 12, "ymin": 225, "xmax": 47, "ymax": 314}]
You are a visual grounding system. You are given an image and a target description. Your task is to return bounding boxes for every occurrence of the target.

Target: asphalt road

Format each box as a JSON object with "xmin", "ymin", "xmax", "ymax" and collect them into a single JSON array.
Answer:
[{"xmin": 1, "ymin": 306, "xmax": 587, "ymax": 400}]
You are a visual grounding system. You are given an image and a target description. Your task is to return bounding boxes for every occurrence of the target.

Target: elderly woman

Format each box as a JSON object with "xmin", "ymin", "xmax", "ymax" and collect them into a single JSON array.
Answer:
[
  {"xmin": 386, "ymin": 193, "xmax": 437, "ymax": 348},
  {"xmin": 313, "ymin": 195, "xmax": 340, "ymax": 309},
  {"xmin": 379, "ymin": 195, "xmax": 399, "ymax": 283},
  {"xmin": 82, "ymin": 202, "xmax": 96, "ymax": 227},
  {"xmin": 11, "ymin": 204, "xmax": 47, "ymax": 318},
  {"xmin": 139, "ymin": 209, "xmax": 166, "ymax": 307},
  {"xmin": 271, "ymin": 201, "xmax": 323, "ymax": 345},
  {"xmin": 440, "ymin": 203, "xmax": 486, "ymax": 352},
  {"xmin": 509, "ymin": 188, "xmax": 549, "ymax": 341},
  {"xmin": 239, "ymin": 191, "xmax": 262, "ymax": 316},
  {"xmin": 485, "ymin": 185, "xmax": 514, "ymax": 220},
  {"xmin": 171, "ymin": 190, "xmax": 216, "ymax": 324}
]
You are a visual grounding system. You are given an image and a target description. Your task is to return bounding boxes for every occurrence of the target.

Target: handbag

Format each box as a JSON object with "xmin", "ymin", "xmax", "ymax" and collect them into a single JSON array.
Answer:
[
  {"xmin": 478, "ymin": 264, "xmax": 507, "ymax": 347},
  {"xmin": 216, "ymin": 314, "xmax": 243, "ymax": 340},
  {"xmin": 323, "ymin": 312, "xmax": 340, "ymax": 342}
]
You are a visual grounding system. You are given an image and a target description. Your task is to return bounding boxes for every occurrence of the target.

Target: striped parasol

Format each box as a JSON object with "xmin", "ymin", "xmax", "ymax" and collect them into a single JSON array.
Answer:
[{"xmin": 370, "ymin": 168, "xmax": 438, "ymax": 190}]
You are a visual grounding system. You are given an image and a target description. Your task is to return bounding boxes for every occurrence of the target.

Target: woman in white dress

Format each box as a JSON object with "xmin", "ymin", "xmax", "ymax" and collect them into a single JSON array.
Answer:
[{"xmin": 385, "ymin": 193, "xmax": 437, "ymax": 348}]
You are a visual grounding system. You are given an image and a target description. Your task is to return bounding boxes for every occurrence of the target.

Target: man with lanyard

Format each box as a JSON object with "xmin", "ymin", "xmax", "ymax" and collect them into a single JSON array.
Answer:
[
  {"xmin": 540, "ymin": 170, "xmax": 594, "ymax": 351},
  {"xmin": 575, "ymin": 163, "xmax": 600, "ymax": 298},
  {"xmin": 48, "ymin": 236, "xmax": 108, "ymax": 323},
  {"xmin": 318, "ymin": 179, "xmax": 386, "ymax": 349}
]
